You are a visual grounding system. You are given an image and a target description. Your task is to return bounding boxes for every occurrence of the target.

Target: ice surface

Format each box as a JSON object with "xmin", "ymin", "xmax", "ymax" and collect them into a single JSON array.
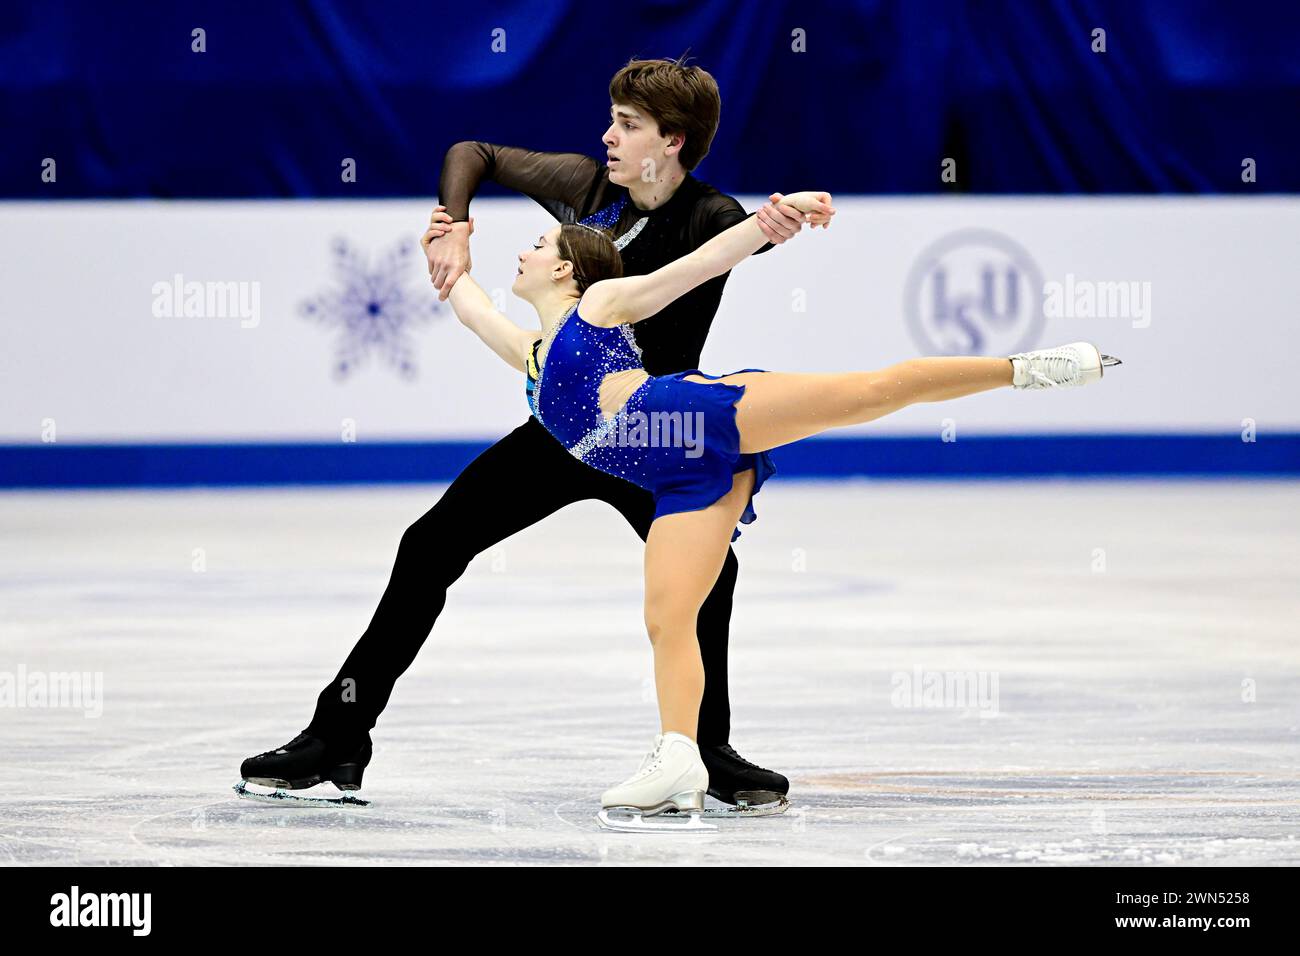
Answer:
[{"xmin": 1, "ymin": 480, "xmax": 1297, "ymax": 865}]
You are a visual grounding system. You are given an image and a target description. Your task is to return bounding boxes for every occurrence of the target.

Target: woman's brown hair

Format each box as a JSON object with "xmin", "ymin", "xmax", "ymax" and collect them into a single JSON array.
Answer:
[{"xmin": 557, "ymin": 224, "xmax": 623, "ymax": 294}]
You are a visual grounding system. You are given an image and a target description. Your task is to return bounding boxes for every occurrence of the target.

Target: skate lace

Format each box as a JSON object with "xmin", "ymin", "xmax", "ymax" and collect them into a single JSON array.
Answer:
[
  {"xmin": 258, "ymin": 733, "xmax": 306, "ymax": 758},
  {"xmin": 630, "ymin": 737, "xmax": 667, "ymax": 779},
  {"xmin": 716, "ymin": 744, "xmax": 773, "ymax": 774},
  {"xmin": 1026, "ymin": 351, "xmax": 1080, "ymax": 388}
]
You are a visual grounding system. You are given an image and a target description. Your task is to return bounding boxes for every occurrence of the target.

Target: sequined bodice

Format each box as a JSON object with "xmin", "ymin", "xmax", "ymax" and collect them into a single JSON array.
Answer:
[{"xmin": 525, "ymin": 300, "xmax": 645, "ymax": 454}]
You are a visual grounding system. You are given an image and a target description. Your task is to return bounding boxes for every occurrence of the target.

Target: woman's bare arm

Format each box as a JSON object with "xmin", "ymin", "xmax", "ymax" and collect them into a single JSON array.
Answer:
[
  {"xmin": 446, "ymin": 271, "xmax": 538, "ymax": 373},
  {"xmin": 580, "ymin": 192, "xmax": 835, "ymax": 327}
]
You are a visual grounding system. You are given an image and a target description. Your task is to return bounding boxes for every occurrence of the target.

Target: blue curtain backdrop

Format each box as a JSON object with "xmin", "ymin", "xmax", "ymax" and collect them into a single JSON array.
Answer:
[{"xmin": 3, "ymin": 0, "xmax": 1297, "ymax": 198}]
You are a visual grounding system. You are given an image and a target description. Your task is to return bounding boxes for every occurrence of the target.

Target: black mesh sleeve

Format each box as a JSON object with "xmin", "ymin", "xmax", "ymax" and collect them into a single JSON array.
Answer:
[
  {"xmin": 437, "ymin": 142, "xmax": 616, "ymax": 223},
  {"xmin": 695, "ymin": 193, "xmax": 776, "ymax": 256}
]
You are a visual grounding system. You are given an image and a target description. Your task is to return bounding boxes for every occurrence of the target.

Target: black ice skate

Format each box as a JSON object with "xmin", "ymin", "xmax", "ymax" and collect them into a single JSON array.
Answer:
[
  {"xmin": 695, "ymin": 744, "xmax": 790, "ymax": 817},
  {"xmin": 234, "ymin": 731, "xmax": 373, "ymax": 807}
]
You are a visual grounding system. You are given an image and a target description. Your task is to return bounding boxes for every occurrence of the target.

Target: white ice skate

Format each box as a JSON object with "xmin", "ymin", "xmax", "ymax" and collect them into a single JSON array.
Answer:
[
  {"xmin": 596, "ymin": 732, "xmax": 717, "ymax": 833},
  {"xmin": 1008, "ymin": 341, "xmax": 1122, "ymax": 389}
]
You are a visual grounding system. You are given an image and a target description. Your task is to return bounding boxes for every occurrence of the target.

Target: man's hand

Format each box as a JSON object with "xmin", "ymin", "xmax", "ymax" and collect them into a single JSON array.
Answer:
[
  {"xmin": 421, "ymin": 204, "xmax": 474, "ymax": 301},
  {"xmin": 755, "ymin": 192, "xmax": 806, "ymax": 244}
]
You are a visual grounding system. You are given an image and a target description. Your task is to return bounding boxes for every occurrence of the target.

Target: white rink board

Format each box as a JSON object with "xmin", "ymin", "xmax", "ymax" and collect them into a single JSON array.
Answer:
[{"xmin": 1, "ymin": 197, "xmax": 1297, "ymax": 443}]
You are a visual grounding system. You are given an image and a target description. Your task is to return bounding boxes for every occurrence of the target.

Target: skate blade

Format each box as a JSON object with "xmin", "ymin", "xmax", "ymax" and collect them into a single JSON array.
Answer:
[
  {"xmin": 595, "ymin": 806, "xmax": 717, "ymax": 833},
  {"xmin": 233, "ymin": 780, "xmax": 370, "ymax": 808},
  {"xmin": 1100, "ymin": 354, "xmax": 1122, "ymax": 367},
  {"xmin": 697, "ymin": 792, "xmax": 791, "ymax": 818}
]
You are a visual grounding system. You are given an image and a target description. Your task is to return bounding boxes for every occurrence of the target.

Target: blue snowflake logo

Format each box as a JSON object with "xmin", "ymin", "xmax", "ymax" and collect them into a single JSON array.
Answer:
[{"xmin": 299, "ymin": 237, "xmax": 445, "ymax": 379}]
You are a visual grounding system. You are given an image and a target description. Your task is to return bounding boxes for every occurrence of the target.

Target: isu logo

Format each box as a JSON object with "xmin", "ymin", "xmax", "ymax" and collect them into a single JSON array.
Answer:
[{"xmin": 904, "ymin": 229, "xmax": 1044, "ymax": 357}]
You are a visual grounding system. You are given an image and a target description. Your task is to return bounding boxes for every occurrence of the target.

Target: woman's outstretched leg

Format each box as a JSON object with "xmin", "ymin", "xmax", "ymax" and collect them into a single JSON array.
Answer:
[
  {"xmin": 687, "ymin": 356, "xmax": 1013, "ymax": 454},
  {"xmin": 695, "ymin": 340, "xmax": 1119, "ymax": 454},
  {"xmin": 641, "ymin": 469, "xmax": 755, "ymax": 737}
]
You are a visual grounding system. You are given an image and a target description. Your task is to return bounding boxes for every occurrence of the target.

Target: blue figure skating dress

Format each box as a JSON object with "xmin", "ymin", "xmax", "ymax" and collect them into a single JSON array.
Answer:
[{"xmin": 526, "ymin": 301, "xmax": 777, "ymax": 542}]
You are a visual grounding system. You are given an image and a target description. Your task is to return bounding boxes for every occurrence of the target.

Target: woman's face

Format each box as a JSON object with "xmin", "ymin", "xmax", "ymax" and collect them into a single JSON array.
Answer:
[
  {"xmin": 602, "ymin": 101, "xmax": 678, "ymax": 186},
  {"xmin": 513, "ymin": 226, "xmax": 569, "ymax": 298}
]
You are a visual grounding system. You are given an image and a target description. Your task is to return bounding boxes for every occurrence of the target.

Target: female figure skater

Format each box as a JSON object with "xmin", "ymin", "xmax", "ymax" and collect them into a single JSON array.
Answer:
[{"xmin": 444, "ymin": 192, "xmax": 1121, "ymax": 831}]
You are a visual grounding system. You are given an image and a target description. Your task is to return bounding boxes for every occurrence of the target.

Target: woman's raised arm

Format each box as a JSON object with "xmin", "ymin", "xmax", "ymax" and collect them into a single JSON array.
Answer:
[
  {"xmin": 447, "ymin": 270, "xmax": 539, "ymax": 373},
  {"xmin": 581, "ymin": 191, "xmax": 835, "ymax": 327}
]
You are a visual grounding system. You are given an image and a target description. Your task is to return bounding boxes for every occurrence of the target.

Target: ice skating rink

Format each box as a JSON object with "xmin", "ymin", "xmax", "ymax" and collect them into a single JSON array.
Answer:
[{"xmin": 2, "ymin": 480, "xmax": 1297, "ymax": 867}]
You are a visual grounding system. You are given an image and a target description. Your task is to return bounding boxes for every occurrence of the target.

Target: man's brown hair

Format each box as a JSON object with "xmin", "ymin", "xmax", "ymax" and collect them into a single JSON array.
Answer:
[{"xmin": 608, "ymin": 55, "xmax": 722, "ymax": 171}]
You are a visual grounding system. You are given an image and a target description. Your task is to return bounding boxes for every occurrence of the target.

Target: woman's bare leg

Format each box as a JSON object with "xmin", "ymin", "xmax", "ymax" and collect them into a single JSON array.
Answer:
[
  {"xmin": 684, "ymin": 357, "xmax": 1014, "ymax": 454},
  {"xmin": 642, "ymin": 468, "xmax": 755, "ymax": 738}
]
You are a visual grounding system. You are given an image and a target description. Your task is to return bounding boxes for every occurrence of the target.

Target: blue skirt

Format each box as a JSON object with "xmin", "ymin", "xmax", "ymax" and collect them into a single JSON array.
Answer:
[{"xmin": 584, "ymin": 368, "xmax": 777, "ymax": 542}]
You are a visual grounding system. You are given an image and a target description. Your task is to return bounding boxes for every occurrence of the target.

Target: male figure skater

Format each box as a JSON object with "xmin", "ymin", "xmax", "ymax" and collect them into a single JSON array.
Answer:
[{"xmin": 239, "ymin": 56, "xmax": 805, "ymax": 811}]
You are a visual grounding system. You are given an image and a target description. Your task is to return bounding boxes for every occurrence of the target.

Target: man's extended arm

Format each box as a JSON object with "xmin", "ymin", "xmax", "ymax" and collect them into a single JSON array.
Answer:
[
  {"xmin": 437, "ymin": 142, "xmax": 612, "ymax": 223},
  {"xmin": 426, "ymin": 142, "xmax": 809, "ymax": 298},
  {"xmin": 426, "ymin": 142, "xmax": 612, "ymax": 299}
]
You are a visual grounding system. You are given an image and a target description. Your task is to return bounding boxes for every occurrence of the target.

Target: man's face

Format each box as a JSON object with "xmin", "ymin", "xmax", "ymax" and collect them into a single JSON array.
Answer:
[{"xmin": 602, "ymin": 102, "xmax": 679, "ymax": 186}]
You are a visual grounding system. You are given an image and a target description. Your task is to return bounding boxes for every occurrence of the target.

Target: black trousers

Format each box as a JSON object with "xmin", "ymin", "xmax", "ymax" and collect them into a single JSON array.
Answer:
[{"xmin": 305, "ymin": 415, "xmax": 738, "ymax": 746}]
